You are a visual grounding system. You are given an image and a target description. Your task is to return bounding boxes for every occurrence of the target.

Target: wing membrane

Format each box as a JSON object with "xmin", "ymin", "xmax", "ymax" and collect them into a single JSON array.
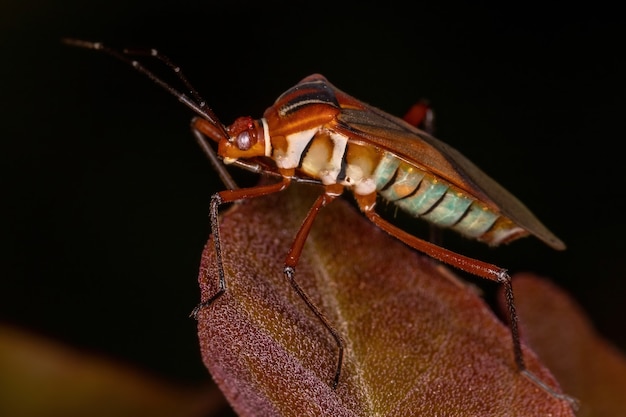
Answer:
[{"xmin": 335, "ymin": 98, "xmax": 565, "ymax": 250}]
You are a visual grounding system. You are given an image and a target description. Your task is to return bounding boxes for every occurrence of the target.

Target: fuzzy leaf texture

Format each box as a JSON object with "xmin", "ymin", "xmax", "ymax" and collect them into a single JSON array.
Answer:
[
  {"xmin": 506, "ymin": 274, "xmax": 626, "ymax": 417},
  {"xmin": 196, "ymin": 183, "xmax": 581, "ymax": 417}
]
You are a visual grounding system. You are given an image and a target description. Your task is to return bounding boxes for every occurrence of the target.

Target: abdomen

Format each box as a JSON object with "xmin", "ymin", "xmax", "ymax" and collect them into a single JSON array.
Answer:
[{"xmin": 371, "ymin": 151, "xmax": 527, "ymax": 246}]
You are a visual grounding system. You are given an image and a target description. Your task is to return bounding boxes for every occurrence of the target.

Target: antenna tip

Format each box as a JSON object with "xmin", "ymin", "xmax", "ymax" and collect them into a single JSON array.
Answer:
[{"xmin": 61, "ymin": 38, "xmax": 101, "ymax": 50}]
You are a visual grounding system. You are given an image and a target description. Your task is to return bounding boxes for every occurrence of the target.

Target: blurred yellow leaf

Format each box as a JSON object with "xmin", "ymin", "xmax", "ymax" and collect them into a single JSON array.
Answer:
[{"xmin": 0, "ymin": 324, "xmax": 227, "ymax": 417}]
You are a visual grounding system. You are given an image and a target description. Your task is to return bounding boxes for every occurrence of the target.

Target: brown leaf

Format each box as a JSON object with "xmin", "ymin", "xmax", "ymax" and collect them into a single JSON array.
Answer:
[
  {"xmin": 507, "ymin": 273, "xmax": 626, "ymax": 417},
  {"xmin": 196, "ymin": 184, "xmax": 574, "ymax": 416}
]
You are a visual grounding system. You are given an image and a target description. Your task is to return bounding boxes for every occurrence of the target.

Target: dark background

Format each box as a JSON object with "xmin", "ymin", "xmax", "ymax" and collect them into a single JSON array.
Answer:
[{"xmin": 2, "ymin": 0, "xmax": 625, "ymax": 392}]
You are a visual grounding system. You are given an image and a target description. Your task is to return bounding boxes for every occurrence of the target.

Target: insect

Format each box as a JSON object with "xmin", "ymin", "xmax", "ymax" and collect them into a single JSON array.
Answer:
[{"xmin": 64, "ymin": 38, "xmax": 575, "ymax": 406}]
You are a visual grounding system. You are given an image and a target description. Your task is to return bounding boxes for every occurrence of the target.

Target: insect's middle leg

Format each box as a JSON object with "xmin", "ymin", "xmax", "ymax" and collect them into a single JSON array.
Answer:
[{"xmin": 283, "ymin": 185, "xmax": 345, "ymax": 390}]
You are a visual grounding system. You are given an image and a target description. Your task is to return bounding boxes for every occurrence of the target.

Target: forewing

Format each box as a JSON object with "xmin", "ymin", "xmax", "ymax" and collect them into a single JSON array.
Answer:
[{"xmin": 334, "ymin": 103, "xmax": 565, "ymax": 250}]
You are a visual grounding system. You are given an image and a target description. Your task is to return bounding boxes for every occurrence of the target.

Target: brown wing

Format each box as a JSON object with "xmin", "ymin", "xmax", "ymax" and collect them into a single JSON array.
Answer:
[{"xmin": 333, "ymin": 94, "xmax": 565, "ymax": 250}]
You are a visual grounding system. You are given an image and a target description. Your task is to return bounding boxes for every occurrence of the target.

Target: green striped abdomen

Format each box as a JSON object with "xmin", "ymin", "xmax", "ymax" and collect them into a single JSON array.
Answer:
[{"xmin": 372, "ymin": 152, "xmax": 522, "ymax": 245}]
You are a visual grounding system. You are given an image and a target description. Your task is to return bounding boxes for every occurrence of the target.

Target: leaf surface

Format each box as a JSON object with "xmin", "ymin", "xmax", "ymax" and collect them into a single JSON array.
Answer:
[
  {"xmin": 196, "ymin": 184, "xmax": 574, "ymax": 416},
  {"xmin": 508, "ymin": 273, "xmax": 626, "ymax": 417}
]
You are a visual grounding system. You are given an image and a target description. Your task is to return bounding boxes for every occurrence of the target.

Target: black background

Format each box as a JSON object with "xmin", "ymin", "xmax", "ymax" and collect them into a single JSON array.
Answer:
[{"xmin": 2, "ymin": 0, "xmax": 625, "ymax": 389}]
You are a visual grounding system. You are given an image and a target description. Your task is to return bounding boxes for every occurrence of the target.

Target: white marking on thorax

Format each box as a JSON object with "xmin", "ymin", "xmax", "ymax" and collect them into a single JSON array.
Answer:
[
  {"xmin": 274, "ymin": 127, "xmax": 319, "ymax": 169},
  {"xmin": 260, "ymin": 118, "xmax": 271, "ymax": 157},
  {"xmin": 341, "ymin": 147, "xmax": 377, "ymax": 195},
  {"xmin": 319, "ymin": 132, "xmax": 348, "ymax": 185},
  {"xmin": 344, "ymin": 164, "xmax": 377, "ymax": 195}
]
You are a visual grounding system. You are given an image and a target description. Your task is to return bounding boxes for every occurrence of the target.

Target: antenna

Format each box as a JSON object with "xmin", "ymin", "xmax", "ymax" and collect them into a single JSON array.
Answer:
[{"xmin": 62, "ymin": 38, "xmax": 229, "ymax": 140}]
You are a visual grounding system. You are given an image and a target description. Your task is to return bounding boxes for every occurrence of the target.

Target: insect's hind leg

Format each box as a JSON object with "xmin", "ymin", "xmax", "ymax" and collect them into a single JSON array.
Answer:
[
  {"xmin": 402, "ymin": 99, "xmax": 435, "ymax": 134},
  {"xmin": 283, "ymin": 188, "xmax": 345, "ymax": 390},
  {"xmin": 190, "ymin": 178, "xmax": 291, "ymax": 319},
  {"xmin": 355, "ymin": 192, "xmax": 578, "ymax": 407}
]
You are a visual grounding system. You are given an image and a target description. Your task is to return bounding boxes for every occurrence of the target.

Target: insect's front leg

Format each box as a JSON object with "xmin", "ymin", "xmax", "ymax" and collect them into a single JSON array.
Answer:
[
  {"xmin": 190, "ymin": 120, "xmax": 239, "ymax": 191},
  {"xmin": 190, "ymin": 178, "xmax": 291, "ymax": 319},
  {"xmin": 283, "ymin": 184, "xmax": 346, "ymax": 389}
]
